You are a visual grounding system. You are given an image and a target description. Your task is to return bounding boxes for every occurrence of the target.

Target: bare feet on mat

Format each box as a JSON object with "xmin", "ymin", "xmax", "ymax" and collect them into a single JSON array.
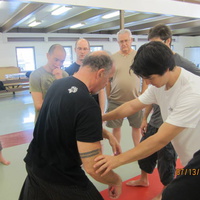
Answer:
[{"xmin": 126, "ymin": 179, "xmax": 149, "ymax": 187}]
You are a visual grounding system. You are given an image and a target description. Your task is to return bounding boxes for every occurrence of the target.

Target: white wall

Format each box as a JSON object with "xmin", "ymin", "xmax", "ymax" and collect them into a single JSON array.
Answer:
[{"xmin": 0, "ymin": 32, "xmax": 199, "ymax": 68}]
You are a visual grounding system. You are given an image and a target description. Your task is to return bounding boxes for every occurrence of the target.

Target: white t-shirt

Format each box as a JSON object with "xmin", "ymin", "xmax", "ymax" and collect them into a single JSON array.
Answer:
[{"xmin": 139, "ymin": 68, "xmax": 200, "ymax": 166}]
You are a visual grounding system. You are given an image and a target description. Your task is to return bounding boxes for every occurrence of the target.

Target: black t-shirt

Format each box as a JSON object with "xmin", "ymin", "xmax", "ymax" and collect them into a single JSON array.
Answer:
[
  {"xmin": 65, "ymin": 62, "xmax": 99, "ymax": 104},
  {"xmin": 65, "ymin": 62, "xmax": 80, "ymax": 76},
  {"xmin": 25, "ymin": 76, "xmax": 103, "ymax": 186}
]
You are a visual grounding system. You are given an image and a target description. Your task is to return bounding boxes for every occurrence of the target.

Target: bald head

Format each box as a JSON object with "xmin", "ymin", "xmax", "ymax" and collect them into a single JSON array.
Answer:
[
  {"xmin": 75, "ymin": 38, "xmax": 90, "ymax": 49},
  {"xmin": 48, "ymin": 44, "xmax": 65, "ymax": 55},
  {"xmin": 75, "ymin": 38, "xmax": 90, "ymax": 64}
]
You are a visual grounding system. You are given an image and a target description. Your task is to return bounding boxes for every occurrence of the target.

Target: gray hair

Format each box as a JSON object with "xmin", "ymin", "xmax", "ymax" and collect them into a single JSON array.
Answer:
[
  {"xmin": 82, "ymin": 51, "xmax": 113, "ymax": 72},
  {"xmin": 117, "ymin": 29, "xmax": 132, "ymax": 40}
]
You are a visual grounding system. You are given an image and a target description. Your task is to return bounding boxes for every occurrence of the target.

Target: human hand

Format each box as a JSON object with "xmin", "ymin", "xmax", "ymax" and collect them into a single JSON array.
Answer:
[
  {"xmin": 94, "ymin": 155, "xmax": 120, "ymax": 176},
  {"xmin": 52, "ymin": 68, "xmax": 63, "ymax": 79},
  {"xmin": 140, "ymin": 119, "xmax": 148, "ymax": 136},
  {"xmin": 108, "ymin": 134, "xmax": 122, "ymax": 156}
]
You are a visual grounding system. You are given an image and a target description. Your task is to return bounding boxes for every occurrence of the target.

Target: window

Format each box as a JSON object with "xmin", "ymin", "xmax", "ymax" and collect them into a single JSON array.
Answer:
[
  {"xmin": 16, "ymin": 47, "xmax": 36, "ymax": 71},
  {"xmin": 90, "ymin": 46, "xmax": 103, "ymax": 52},
  {"xmin": 63, "ymin": 46, "xmax": 73, "ymax": 68},
  {"xmin": 131, "ymin": 45, "xmax": 136, "ymax": 50}
]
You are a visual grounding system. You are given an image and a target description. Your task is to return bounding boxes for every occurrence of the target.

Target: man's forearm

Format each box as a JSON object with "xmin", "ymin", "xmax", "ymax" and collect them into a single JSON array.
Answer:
[
  {"xmin": 103, "ymin": 99, "xmax": 144, "ymax": 122},
  {"xmin": 117, "ymin": 123, "xmax": 184, "ymax": 166},
  {"xmin": 90, "ymin": 169, "xmax": 121, "ymax": 186},
  {"xmin": 143, "ymin": 104, "xmax": 153, "ymax": 120}
]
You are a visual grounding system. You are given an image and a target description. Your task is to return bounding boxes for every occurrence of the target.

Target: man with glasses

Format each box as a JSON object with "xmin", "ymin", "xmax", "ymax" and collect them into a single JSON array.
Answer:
[
  {"xmin": 65, "ymin": 38, "xmax": 106, "ymax": 114},
  {"xmin": 106, "ymin": 29, "xmax": 146, "ymax": 148},
  {"xmin": 65, "ymin": 38, "xmax": 90, "ymax": 76}
]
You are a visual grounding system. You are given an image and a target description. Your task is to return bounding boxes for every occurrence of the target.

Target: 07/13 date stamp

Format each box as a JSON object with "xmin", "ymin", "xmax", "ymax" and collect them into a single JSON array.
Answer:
[{"xmin": 176, "ymin": 168, "xmax": 200, "ymax": 176}]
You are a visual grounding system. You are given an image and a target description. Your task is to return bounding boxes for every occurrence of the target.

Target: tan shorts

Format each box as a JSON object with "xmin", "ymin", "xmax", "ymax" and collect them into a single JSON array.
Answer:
[{"xmin": 106, "ymin": 100, "xmax": 143, "ymax": 128}]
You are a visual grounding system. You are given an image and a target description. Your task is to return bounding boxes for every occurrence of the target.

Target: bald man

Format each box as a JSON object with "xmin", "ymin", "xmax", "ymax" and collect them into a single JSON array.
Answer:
[{"xmin": 66, "ymin": 38, "xmax": 106, "ymax": 114}]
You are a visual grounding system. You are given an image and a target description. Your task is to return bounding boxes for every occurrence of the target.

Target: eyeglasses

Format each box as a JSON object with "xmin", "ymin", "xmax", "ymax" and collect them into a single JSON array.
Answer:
[
  {"xmin": 118, "ymin": 39, "xmax": 131, "ymax": 44},
  {"xmin": 76, "ymin": 47, "xmax": 89, "ymax": 51}
]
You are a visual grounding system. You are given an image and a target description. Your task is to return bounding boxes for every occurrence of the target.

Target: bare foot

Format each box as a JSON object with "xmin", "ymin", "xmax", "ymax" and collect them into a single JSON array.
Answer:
[
  {"xmin": 126, "ymin": 179, "xmax": 149, "ymax": 187},
  {"xmin": 0, "ymin": 157, "xmax": 10, "ymax": 165},
  {"xmin": 152, "ymin": 192, "xmax": 162, "ymax": 200}
]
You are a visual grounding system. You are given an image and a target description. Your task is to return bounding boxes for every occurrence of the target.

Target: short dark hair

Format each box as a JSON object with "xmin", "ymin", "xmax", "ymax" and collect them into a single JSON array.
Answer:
[
  {"xmin": 148, "ymin": 24, "xmax": 172, "ymax": 42},
  {"xmin": 131, "ymin": 41, "xmax": 175, "ymax": 78},
  {"xmin": 82, "ymin": 51, "xmax": 113, "ymax": 72}
]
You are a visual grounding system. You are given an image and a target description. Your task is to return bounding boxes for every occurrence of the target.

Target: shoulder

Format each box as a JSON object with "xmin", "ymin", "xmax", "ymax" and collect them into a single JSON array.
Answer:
[
  {"xmin": 112, "ymin": 51, "xmax": 120, "ymax": 58},
  {"xmin": 174, "ymin": 53, "xmax": 200, "ymax": 76},
  {"xmin": 62, "ymin": 70, "xmax": 69, "ymax": 77},
  {"xmin": 65, "ymin": 62, "xmax": 80, "ymax": 75},
  {"xmin": 131, "ymin": 50, "xmax": 137, "ymax": 56},
  {"xmin": 30, "ymin": 67, "xmax": 46, "ymax": 77},
  {"xmin": 30, "ymin": 67, "xmax": 44, "ymax": 81}
]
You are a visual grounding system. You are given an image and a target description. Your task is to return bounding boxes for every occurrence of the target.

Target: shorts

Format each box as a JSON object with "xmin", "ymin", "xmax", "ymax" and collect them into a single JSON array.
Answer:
[
  {"xmin": 19, "ymin": 164, "xmax": 104, "ymax": 200},
  {"xmin": 106, "ymin": 101, "xmax": 143, "ymax": 128},
  {"xmin": 138, "ymin": 124, "xmax": 177, "ymax": 186}
]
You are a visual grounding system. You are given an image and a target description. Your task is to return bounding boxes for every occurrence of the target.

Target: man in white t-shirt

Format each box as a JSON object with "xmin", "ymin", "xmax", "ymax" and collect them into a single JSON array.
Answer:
[{"xmin": 94, "ymin": 41, "xmax": 200, "ymax": 200}]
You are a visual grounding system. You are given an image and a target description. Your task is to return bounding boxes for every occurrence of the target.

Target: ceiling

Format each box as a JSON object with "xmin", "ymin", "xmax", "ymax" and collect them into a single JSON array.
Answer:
[{"xmin": 0, "ymin": 0, "xmax": 200, "ymax": 36}]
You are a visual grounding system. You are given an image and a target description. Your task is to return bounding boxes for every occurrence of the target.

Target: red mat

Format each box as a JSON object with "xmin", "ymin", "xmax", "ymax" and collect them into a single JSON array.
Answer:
[
  {"xmin": 100, "ymin": 159, "xmax": 183, "ymax": 200},
  {"xmin": 0, "ymin": 129, "xmax": 33, "ymax": 148}
]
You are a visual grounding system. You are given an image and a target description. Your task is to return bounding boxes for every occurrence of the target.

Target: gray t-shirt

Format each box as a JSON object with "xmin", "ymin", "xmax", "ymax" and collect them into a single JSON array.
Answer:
[{"xmin": 30, "ymin": 67, "xmax": 68, "ymax": 122}]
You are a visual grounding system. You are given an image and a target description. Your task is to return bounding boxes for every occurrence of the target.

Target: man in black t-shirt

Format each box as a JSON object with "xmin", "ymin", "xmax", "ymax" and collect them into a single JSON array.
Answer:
[
  {"xmin": 19, "ymin": 51, "xmax": 122, "ymax": 200},
  {"xmin": 66, "ymin": 38, "xmax": 106, "ymax": 112}
]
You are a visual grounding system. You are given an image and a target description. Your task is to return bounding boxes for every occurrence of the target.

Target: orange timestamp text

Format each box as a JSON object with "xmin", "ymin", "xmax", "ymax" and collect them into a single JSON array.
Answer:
[{"xmin": 176, "ymin": 168, "xmax": 200, "ymax": 176}]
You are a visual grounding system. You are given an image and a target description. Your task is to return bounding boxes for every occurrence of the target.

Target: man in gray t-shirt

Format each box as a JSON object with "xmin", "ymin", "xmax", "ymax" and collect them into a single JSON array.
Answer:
[{"xmin": 30, "ymin": 44, "xmax": 68, "ymax": 123}]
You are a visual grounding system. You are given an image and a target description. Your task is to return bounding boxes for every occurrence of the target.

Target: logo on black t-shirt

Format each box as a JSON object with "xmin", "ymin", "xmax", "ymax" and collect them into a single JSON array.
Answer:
[{"xmin": 68, "ymin": 86, "xmax": 78, "ymax": 93}]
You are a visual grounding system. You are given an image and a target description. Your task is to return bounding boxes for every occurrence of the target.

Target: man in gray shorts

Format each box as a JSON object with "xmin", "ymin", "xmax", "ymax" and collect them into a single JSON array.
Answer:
[{"xmin": 106, "ymin": 29, "xmax": 146, "ymax": 147}]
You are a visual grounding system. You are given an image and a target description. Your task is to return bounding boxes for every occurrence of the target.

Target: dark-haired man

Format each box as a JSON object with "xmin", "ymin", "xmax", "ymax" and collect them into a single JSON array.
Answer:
[
  {"xmin": 127, "ymin": 24, "xmax": 200, "ymax": 200},
  {"xmin": 94, "ymin": 42, "xmax": 200, "ymax": 200}
]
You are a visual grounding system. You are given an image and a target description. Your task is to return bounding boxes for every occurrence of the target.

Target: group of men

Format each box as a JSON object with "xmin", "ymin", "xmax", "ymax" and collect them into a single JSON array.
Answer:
[{"xmin": 17, "ymin": 24, "xmax": 200, "ymax": 200}]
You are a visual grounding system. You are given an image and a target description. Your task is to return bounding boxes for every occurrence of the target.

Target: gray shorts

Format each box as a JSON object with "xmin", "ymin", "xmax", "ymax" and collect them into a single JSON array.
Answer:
[{"xmin": 106, "ymin": 101, "xmax": 143, "ymax": 128}]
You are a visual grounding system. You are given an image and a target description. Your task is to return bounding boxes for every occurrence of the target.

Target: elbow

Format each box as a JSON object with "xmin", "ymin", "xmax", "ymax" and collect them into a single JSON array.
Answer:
[
  {"xmin": 84, "ymin": 167, "xmax": 96, "ymax": 177},
  {"xmin": 35, "ymin": 104, "xmax": 42, "ymax": 111}
]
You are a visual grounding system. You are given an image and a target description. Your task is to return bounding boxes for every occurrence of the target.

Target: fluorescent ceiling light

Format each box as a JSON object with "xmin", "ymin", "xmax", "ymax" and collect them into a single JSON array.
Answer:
[
  {"xmin": 51, "ymin": 6, "xmax": 72, "ymax": 15},
  {"xmin": 28, "ymin": 20, "xmax": 41, "ymax": 27},
  {"xmin": 102, "ymin": 11, "xmax": 120, "ymax": 19},
  {"xmin": 70, "ymin": 22, "xmax": 86, "ymax": 29}
]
